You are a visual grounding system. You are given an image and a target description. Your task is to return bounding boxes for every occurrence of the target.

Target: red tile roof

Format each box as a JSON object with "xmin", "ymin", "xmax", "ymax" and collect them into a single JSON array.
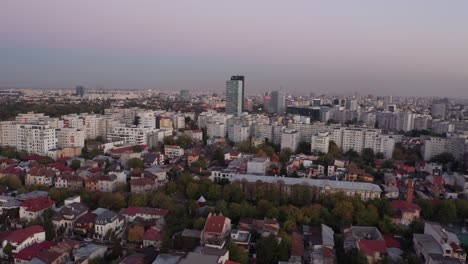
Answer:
[
  {"xmin": 143, "ymin": 227, "xmax": 162, "ymax": 242},
  {"xmin": 383, "ymin": 234, "xmax": 401, "ymax": 249},
  {"xmin": 131, "ymin": 178, "xmax": 154, "ymax": 186},
  {"xmin": 204, "ymin": 214, "xmax": 227, "ymax": 233},
  {"xmin": 0, "ymin": 165, "xmax": 22, "ymax": 175},
  {"xmin": 291, "ymin": 231, "xmax": 305, "ymax": 257},
  {"xmin": 5, "ymin": 225, "xmax": 44, "ymax": 244},
  {"xmin": 358, "ymin": 240, "xmax": 387, "ymax": 256},
  {"xmin": 20, "ymin": 196, "xmax": 55, "ymax": 212},
  {"xmin": 13, "ymin": 241, "xmax": 55, "ymax": 261},
  {"xmin": 390, "ymin": 200, "xmax": 421, "ymax": 213}
]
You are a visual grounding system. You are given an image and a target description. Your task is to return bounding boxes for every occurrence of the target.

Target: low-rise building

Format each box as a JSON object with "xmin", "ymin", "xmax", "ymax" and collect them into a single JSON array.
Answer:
[
  {"xmin": 201, "ymin": 213, "xmax": 231, "ymax": 249},
  {"xmin": 164, "ymin": 145, "xmax": 185, "ymax": 159},
  {"xmin": 19, "ymin": 196, "xmax": 55, "ymax": 222},
  {"xmin": 0, "ymin": 225, "xmax": 46, "ymax": 257},
  {"xmin": 93, "ymin": 208, "xmax": 125, "ymax": 239}
]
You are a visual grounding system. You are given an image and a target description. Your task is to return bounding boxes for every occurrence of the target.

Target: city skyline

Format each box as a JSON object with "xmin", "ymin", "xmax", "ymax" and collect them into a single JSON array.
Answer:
[{"xmin": 1, "ymin": 1, "xmax": 468, "ymax": 97}]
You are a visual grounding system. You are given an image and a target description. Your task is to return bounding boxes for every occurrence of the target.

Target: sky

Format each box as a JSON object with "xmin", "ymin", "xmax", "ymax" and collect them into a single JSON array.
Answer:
[{"xmin": 1, "ymin": 1, "xmax": 468, "ymax": 97}]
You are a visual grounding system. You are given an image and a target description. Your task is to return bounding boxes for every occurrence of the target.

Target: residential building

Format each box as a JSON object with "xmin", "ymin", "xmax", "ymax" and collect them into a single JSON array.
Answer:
[
  {"xmin": 0, "ymin": 225, "xmax": 46, "ymax": 257},
  {"xmin": 164, "ymin": 145, "xmax": 184, "ymax": 159},
  {"xmin": 56, "ymin": 128, "xmax": 85, "ymax": 148},
  {"xmin": 201, "ymin": 213, "xmax": 232, "ymax": 249},
  {"xmin": 93, "ymin": 208, "xmax": 125, "ymax": 239},
  {"xmin": 246, "ymin": 157, "xmax": 269, "ymax": 175},
  {"xmin": 311, "ymin": 131, "xmax": 330, "ymax": 154},
  {"xmin": 281, "ymin": 128, "xmax": 299, "ymax": 151},
  {"xmin": 19, "ymin": 196, "xmax": 56, "ymax": 222}
]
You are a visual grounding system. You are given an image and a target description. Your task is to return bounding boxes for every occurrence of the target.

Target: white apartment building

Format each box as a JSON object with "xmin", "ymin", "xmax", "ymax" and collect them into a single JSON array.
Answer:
[
  {"xmin": 228, "ymin": 124, "xmax": 250, "ymax": 143},
  {"xmin": 16, "ymin": 124, "xmax": 57, "ymax": 156},
  {"xmin": 173, "ymin": 114, "xmax": 186, "ymax": 129},
  {"xmin": 207, "ymin": 122, "xmax": 226, "ymax": 138},
  {"xmin": 137, "ymin": 111, "xmax": 157, "ymax": 129},
  {"xmin": 57, "ymin": 128, "xmax": 85, "ymax": 148},
  {"xmin": 281, "ymin": 128, "xmax": 299, "ymax": 151},
  {"xmin": 164, "ymin": 145, "xmax": 185, "ymax": 159},
  {"xmin": 0, "ymin": 121, "xmax": 17, "ymax": 147},
  {"xmin": 421, "ymin": 136, "xmax": 466, "ymax": 161},
  {"xmin": 266, "ymin": 123, "xmax": 285, "ymax": 145},
  {"xmin": 94, "ymin": 208, "xmax": 125, "ymax": 239},
  {"xmin": 108, "ymin": 125, "xmax": 156, "ymax": 145},
  {"xmin": 311, "ymin": 131, "xmax": 330, "ymax": 154}
]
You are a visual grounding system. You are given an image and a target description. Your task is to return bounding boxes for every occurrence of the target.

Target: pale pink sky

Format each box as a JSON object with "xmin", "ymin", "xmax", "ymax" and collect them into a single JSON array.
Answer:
[{"xmin": 1, "ymin": 0, "xmax": 467, "ymax": 97}]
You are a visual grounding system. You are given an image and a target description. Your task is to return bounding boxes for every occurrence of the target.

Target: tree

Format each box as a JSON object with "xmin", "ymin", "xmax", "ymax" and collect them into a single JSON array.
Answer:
[
  {"xmin": 0, "ymin": 175, "xmax": 23, "ymax": 189},
  {"xmin": 295, "ymin": 141, "xmax": 311, "ymax": 155},
  {"xmin": 256, "ymin": 235, "xmax": 281, "ymax": 264},
  {"xmin": 328, "ymin": 141, "xmax": 341, "ymax": 158},
  {"xmin": 279, "ymin": 148, "xmax": 293, "ymax": 164},
  {"xmin": 186, "ymin": 182, "xmax": 200, "ymax": 200},
  {"xmin": 193, "ymin": 217, "xmax": 206, "ymax": 230},
  {"xmin": 213, "ymin": 147, "xmax": 225, "ymax": 164},
  {"xmin": 333, "ymin": 200, "xmax": 354, "ymax": 223},
  {"xmin": 70, "ymin": 159, "xmax": 81, "ymax": 171},
  {"xmin": 226, "ymin": 241, "xmax": 248, "ymax": 264},
  {"xmin": 3, "ymin": 242, "xmax": 13, "ymax": 258},
  {"xmin": 207, "ymin": 185, "xmax": 222, "ymax": 200},
  {"xmin": 99, "ymin": 192, "xmax": 126, "ymax": 210},
  {"xmin": 0, "ymin": 146, "xmax": 18, "ymax": 159},
  {"xmin": 361, "ymin": 148, "xmax": 375, "ymax": 165},
  {"xmin": 128, "ymin": 225, "xmax": 145, "ymax": 242},
  {"xmin": 176, "ymin": 134, "xmax": 192, "ymax": 149},
  {"xmin": 128, "ymin": 193, "xmax": 148, "ymax": 207},
  {"xmin": 127, "ymin": 157, "xmax": 145, "ymax": 169},
  {"xmin": 430, "ymin": 152, "xmax": 455, "ymax": 165}
]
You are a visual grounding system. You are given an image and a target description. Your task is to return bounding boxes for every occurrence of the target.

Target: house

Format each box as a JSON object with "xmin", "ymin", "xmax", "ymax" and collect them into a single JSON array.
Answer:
[
  {"xmin": 423, "ymin": 222, "xmax": 466, "ymax": 262},
  {"xmin": 143, "ymin": 152, "xmax": 164, "ymax": 167},
  {"xmin": 0, "ymin": 165, "xmax": 22, "ymax": 178},
  {"xmin": 0, "ymin": 225, "xmax": 45, "ymax": 257},
  {"xmin": 193, "ymin": 246, "xmax": 229, "ymax": 263},
  {"xmin": 238, "ymin": 217, "xmax": 280, "ymax": 238},
  {"xmin": 19, "ymin": 196, "xmax": 55, "ymax": 222},
  {"xmin": 426, "ymin": 175, "xmax": 446, "ymax": 197},
  {"xmin": 344, "ymin": 226, "xmax": 384, "ymax": 251},
  {"xmin": 54, "ymin": 172, "xmax": 84, "ymax": 189},
  {"xmin": 73, "ymin": 212, "xmax": 97, "ymax": 236},
  {"xmin": 152, "ymin": 254, "xmax": 181, "ymax": 264},
  {"xmin": 144, "ymin": 166, "xmax": 168, "ymax": 186},
  {"xmin": 178, "ymin": 252, "xmax": 224, "ymax": 264},
  {"xmin": 143, "ymin": 226, "xmax": 163, "ymax": 248},
  {"xmin": 25, "ymin": 167, "xmax": 56, "ymax": 187},
  {"xmin": 130, "ymin": 177, "xmax": 156, "ymax": 193},
  {"xmin": 73, "ymin": 244, "xmax": 107, "ymax": 264},
  {"xmin": 93, "ymin": 208, "xmax": 125, "ymax": 239},
  {"xmin": 52, "ymin": 202, "xmax": 89, "ymax": 233},
  {"xmin": 290, "ymin": 232, "xmax": 305, "ymax": 263},
  {"xmin": 346, "ymin": 168, "xmax": 366, "ymax": 181},
  {"xmin": 303, "ymin": 224, "xmax": 336, "ymax": 264},
  {"xmin": 120, "ymin": 206, "xmax": 168, "ymax": 222},
  {"xmin": 413, "ymin": 234, "xmax": 461, "ymax": 264},
  {"xmin": 84, "ymin": 176, "xmax": 100, "ymax": 192},
  {"xmin": 98, "ymin": 175, "xmax": 119, "ymax": 192},
  {"xmin": 230, "ymin": 229, "xmax": 251, "ymax": 250},
  {"xmin": 224, "ymin": 150, "xmax": 241, "ymax": 161},
  {"xmin": 164, "ymin": 145, "xmax": 184, "ymax": 159},
  {"xmin": 13, "ymin": 241, "xmax": 55, "ymax": 264},
  {"xmin": 390, "ymin": 200, "xmax": 421, "ymax": 226},
  {"xmin": 358, "ymin": 240, "xmax": 387, "ymax": 264},
  {"xmin": 201, "ymin": 213, "xmax": 231, "ymax": 249}
]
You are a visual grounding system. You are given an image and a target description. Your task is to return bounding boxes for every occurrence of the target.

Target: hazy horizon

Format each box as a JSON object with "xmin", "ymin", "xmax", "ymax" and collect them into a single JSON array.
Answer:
[{"xmin": 1, "ymin": 1, "xmax": 467, "ymax": 97}]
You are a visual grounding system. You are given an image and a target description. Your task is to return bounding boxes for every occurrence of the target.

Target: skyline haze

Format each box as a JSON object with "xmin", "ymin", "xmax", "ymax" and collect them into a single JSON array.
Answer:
[{"xmin": 1, "ymin": 0, "xmax": 467, "ymax": 97}]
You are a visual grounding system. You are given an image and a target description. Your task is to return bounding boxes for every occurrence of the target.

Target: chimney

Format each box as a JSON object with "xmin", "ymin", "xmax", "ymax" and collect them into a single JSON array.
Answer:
[{"xmin": 406, "ymin": 179, "xmax": 414, "ymax": 203}]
